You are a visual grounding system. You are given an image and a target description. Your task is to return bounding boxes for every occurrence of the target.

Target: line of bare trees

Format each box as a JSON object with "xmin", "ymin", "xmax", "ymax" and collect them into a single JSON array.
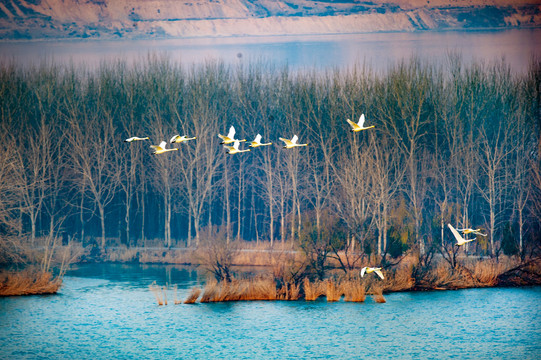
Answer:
[{"xmin": 0, "ymin": 54, "xmax": 539, "ymax": 260}]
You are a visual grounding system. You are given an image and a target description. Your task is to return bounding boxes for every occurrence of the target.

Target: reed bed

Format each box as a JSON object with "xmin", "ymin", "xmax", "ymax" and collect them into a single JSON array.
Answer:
[
  {"xmin": 372, "ymin": 286, "xmax": 387, "ymax": 303},
  {"xmin": 173, "ymin": 285, "xmax": 182, "ymax": 305},
  {"xmin": 383, "ymin": 266, "xmax": 415, "ymax": 292},
  {"xmin": 149, "ymin": 256, "xmax": 539, "ymax": 305},
  {"xmin": 303, "ymin": 278, "xmax": 326, "ymax": 301},
  {"xmin": 200, "ymin": 278, "xmax": 279, "ymax": 302},
  {"xmin": 105, "ymin": 246, "xmax": 139, "ymax": 262},
  {"xmin": 342, "ymin": 280, "xmax": 366, "ymax": 302},
  {"xmin": 325, "ymin": 280, "xmax": 343, "ymax": 302},
  {"xmin": 0, "ymin": 268, "xmax": 62, "ymax": 296},
  {"xmin": 184, "ymin": 287, "xmax": 202, "ymax": 304},
  {"xmin": 277, "ymin": 281, "xmax": 301, "ymax": 300},
  {"xmin": 149, "ymin": 281, "xmax": 167, "ymax": 305}
]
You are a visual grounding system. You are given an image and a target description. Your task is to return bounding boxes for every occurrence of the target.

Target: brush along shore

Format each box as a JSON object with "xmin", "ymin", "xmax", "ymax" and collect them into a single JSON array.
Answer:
[
  {"xmin": 147, "ymin": 256, "xmax": 541, "ymax": 305},
  {"xmin": 0, "ymin": 268, "xmax": 63, "ymax": 296}
]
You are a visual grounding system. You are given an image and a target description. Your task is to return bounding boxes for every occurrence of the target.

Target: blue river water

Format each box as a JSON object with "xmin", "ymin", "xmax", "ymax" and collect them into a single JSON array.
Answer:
[{"xmin": 0, "ymin": 263, "xmax": 540, "ymax": 359}]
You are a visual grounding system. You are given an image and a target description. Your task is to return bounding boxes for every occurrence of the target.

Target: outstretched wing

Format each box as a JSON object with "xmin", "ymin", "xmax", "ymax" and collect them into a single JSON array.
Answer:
[
  {"xmin": 159, "ymin": 141, "xmax": 167, "ymax": 149},
  {"xmin": 473, "ymin": 230, "xmax": 487, "ymax": 237},
  {"xmin": 170, "ymin": 135, "xmax": 179, "ymax": 143},
  {"xmin": 361, "ymin": 267, "xmax": 367, "ymax": 278},
  {"xmin": 279, "ymin": 137, "xmax": 293, "ymax": 146},
  {"xmin": 347, "ymin": 119, "xmax": 360, "ymax": 130},
  {"xmin": 233, "ymin": 140, "xmax": 240, "ymax": 150},
  {"xmin": 448, "ymin": 224, "xmax": 464, "ymax": 244},
  {"xmin": 291, "ymin": 135, "xmax": 298, "ymax": 144},
  {"xmin": 374, "ymin": 269, "xmax": 385, "ymax": 280},
  {"xmin": 227, "ymin": 125, "xmax": 236, "ymax": 139},
  {"xmin": 358, "ymin": 114, "xmax": 366, "ymax": 127},
  {"xmin": 254, "ymin": 134, "xmax": 262, "ymax": 143}
]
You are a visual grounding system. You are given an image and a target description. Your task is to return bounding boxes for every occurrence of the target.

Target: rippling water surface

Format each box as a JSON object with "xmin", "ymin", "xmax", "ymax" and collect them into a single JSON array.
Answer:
[{"xmin": 1, "ymin": 263, "xmax": 540, "ymax": 359}]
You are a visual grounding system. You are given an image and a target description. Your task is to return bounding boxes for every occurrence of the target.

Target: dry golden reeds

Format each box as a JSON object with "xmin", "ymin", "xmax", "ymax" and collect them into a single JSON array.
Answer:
[
  {"xmin": 105, "ymin": 246, "xmax": 138, "ymax": 262},
  {"xmin": 277, "ymin": 281, "xmax": 301, "ymax": 300},
  {"xmin": 0, "ymin": 268, "xmax": 62, "ymax": 296},
  {"xmin": 342, "ymin": 280, "xmax": 366, "ymax": 302},
  {"xmin": 149, "ymin": 281, "xmax": 167, "ymax": 305},
  {"xmin": 184, "ymin": 287, "xmax": 202, "ymax": 304},
  {"xmin": 325, "ymin": 280, "xmax": 343, "ymax": 302},
  {"xmin": 173, "ymin": 285, "xmax": 182, "ymax": 305},
  {"xmin": 383, "ymin": 266, "xmax": 414, "ymax": 292},
  {"xmin": 371, "ymin": 286, "xmax": 386, "ymax": 303},
  {"xmin": 200, "ymin": 277, "xmax": 279, "ymax": 302},
  {"xmin": 303, "ymin": 278, "xmax": 326, "ymax": 301},
  {"xmin": 200, "ymin": 279, "xmax": 219, "ymax": 303},
  {"xmin": 472, "ymin": 259, "xmax": 508, "ymax": 286}
]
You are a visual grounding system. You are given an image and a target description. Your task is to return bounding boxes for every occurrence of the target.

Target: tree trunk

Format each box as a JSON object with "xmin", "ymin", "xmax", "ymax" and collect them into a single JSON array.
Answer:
[
  {"xmin": 269, "ymin": 198, "xmax": 274, "ymax": 247},
  {"xmin": 125, "ymin": 193, "xmax": 130, "ymax": 247},
  {"xmin": 165, "ymin": 192, "xmax": 171, "ymax": 248},
  {"xmin": 225, "ymin": 158, "xmax": 231, "ymax": 244},
  {"xmin": 237, "ymin": 160, "xmax": 243, "ymax": 242},
  {"xmin": 99, "ymin": 203, "xmax": 105, "ymax": 248}
]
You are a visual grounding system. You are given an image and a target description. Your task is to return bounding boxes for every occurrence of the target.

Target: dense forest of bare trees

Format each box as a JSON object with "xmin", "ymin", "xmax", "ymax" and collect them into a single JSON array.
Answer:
[{"xmin": 0, "ymin": 55, "xmax": 539, "ymax": 261}]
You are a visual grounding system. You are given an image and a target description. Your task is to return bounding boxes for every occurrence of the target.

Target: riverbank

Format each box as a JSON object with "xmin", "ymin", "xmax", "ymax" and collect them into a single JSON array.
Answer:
[
  {"xmin": 3, "ymin": 241, "xmax": 540, "ymax": 297},
  {"xmin": 1, "ymin": 0, "xmax": 540, "ymax": 41}
]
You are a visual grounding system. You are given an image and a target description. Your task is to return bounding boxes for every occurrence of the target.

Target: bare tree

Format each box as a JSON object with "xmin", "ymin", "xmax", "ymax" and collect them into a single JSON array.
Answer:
[
  {"xmin": 67, "ymin": 109, "xmax": 120, "ymax": 249},
  {"xmin": 368, "ymin": 135, "xmax": 405, "ymax": 255},
  {"xmin": 11, "ymin": 122, "xmax": 51, "ymax": 245},
  {"xmin": 333, "ymin": 136, "xmax": 374, "ymax": 252},
  {"xmin": 0, "ymin": 125, "xmax": 21, "ymax": 261},
  {"xmin": 476, "ymin": 119, "xmax": 516, "ymax": 256},
  {"xmin": 377, "ymin": 59, "xmax": 432, "ymax": 254}
]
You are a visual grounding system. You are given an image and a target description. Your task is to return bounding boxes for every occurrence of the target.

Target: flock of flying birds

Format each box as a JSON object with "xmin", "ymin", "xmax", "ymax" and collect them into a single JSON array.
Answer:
[
  {"xmin": 124, "ymin": 113, "xmax": 486, "ymax": 281},
  {"xmin": 124, "ymin": 113, "xmax": 374, "ymax": 153}
]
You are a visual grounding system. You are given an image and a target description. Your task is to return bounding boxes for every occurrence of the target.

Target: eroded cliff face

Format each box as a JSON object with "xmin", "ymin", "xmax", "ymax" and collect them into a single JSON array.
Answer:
[{"xmin": 0, "ymin": 0, "xmax": 539, "ymax": 40}]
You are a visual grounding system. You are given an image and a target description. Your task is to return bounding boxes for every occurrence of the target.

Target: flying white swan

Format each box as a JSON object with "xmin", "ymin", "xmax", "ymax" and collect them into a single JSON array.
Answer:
[
  {"xmin": 279, "ymin": 135, "xmax": 308, "ymax": 149},
  {"xmin": 346, "ymin": 114, "xmax": 375, "ymax": 132},
  {"xmin": 124, "ymin": 136, "xmax": 149, "ymax": 142},
  {"xmin": 150, "ymin": 141, "xmax": 179, "ymax": 155},
  {"xmin": 218, "ymin": 126, "xmax": 246, "ymax": 145},
  {"xmin": 448, "ymin": 224, "xmax": 476, "ymax": 246},
  {"xmin": 224, "ymin": 140, "xmax": 251, "ymax": 155},
  {"xmin": 457, "ymin": 228, "xmax": 487, "ymax": 237},
  {"xmin": 361, "ymin": 266, "xmax": 384, "ymax": 280},
  {"xmin": 170, "ymin": 135, "xmax": 196, "ymax": 143},
  {"xmin": 249, "ymin": 134, "xmax": 272, "ymax": 148}
]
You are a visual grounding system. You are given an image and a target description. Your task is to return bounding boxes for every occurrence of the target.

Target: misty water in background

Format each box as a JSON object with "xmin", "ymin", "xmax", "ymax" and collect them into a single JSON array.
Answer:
[
  {"xmin": 1, "ymin": 29, "xmax": 540, "ymax": 72},
  {"xmin": 0, "ymin": 264, "xmax": 540, "ymax": 359}
]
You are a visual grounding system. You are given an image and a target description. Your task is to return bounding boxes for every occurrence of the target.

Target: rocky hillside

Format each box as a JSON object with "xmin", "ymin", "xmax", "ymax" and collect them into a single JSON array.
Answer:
[{"xmin": 0, "ymin": 0, "xmax": 540, "ymax": 40}]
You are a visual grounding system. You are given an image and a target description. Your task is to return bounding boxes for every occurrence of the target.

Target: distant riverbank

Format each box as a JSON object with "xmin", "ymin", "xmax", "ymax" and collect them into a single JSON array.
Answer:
[{"xmin": 1, "ymin": 0, "xmax": 540, "ymax": 41}]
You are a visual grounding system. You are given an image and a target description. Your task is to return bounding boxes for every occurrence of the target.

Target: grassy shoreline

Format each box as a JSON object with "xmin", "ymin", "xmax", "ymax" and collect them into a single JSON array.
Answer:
[{"xmin": 2, "ymin": 243, "xmax": 539, "ymax": 298}]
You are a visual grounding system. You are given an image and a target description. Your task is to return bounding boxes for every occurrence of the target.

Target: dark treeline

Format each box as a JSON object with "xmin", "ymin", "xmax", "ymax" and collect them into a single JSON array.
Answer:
[{"xmin": 1, "ymin": 54, "xmax": 540, "ymax": 259}]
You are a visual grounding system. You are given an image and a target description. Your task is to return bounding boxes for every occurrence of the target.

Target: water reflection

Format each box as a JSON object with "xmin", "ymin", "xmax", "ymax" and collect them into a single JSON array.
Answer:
[
  {"xmin": 67, "ymin": 263, "xmax": 203, "ymax": 288},
  {"xmin": 1, "ymin": 29, "xmax": 539, "ymax": 72}
]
